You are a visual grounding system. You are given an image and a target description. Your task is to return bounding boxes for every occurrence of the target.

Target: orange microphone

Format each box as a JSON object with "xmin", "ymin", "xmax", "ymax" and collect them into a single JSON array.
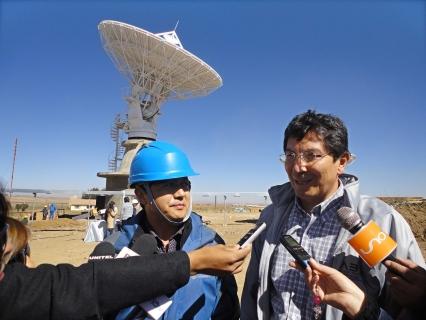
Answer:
[{"xmin": 337, "ymin": 207, "xmax": 397, "ymax": 268}]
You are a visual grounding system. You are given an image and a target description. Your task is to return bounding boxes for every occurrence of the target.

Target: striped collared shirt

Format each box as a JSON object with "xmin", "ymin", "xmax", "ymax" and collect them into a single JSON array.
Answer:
[{"xmin": 270, "ymin": 183, "xmax": 344, "ymax": 320}]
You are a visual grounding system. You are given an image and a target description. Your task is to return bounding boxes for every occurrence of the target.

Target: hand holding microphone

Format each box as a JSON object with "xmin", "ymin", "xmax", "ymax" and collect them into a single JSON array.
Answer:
[
  {"xmin": 290, "ymin": 255, "xmax": 425, "ymax": 318},
  {"xmin": 384, "ymin": 258, "xmax": 426, "ymax": 314}
]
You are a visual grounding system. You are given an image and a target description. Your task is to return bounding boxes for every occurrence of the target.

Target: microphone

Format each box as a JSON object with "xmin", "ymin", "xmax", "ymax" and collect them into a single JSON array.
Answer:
[
  {"xmin": 336, "ymin": 207, "xmax": 364, "ymax": 234},
  {"xmin": 116, "ymin": 234, "xmax": 158, "ymax": 259},
  {"xmin": 130, "ymin": 234, "xmax": 158, "ymax": 256},
  {"xmin": 117, "ymin": 234, "xmax": 171, "ymax": 320},
  {"xmin": 337, "ymin": 207, "xmax": 397, "ymax": 268},
  {"xmin": 88, "ymin": 242, "xmax": 115, "ymax": 261}
]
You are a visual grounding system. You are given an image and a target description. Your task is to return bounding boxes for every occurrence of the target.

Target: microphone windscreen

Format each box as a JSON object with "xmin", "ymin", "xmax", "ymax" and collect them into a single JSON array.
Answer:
[
  {"xmin": 336, "ymin": 207, "xmax": 362, "ymax": 231},
  {"xmin": 89, "ymin": 242, "xmax": 115, "ymax": 260},
  {"xmin": 130, "ymin": 234, "xmax": 158, "ymax": 256}
]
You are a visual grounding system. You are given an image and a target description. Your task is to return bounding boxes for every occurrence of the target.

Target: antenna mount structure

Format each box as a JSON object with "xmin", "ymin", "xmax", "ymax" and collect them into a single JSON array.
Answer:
[{"xmin": 97, "ymin": 20, "xmax": 222, "ymax": 190}]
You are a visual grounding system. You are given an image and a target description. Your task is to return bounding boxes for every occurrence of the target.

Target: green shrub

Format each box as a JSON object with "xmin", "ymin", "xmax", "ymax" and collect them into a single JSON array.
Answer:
[{"xmin": 15, "ymin": 203, "xmax": 29, "ymax": 212}]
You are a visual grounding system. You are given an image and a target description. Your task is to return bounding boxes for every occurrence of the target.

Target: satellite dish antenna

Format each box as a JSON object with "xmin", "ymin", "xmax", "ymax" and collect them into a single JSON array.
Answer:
[
  {"xmin": 98, "ymin": 20, "xmax": 222, "ymax": 140},
  {"xmin": 97, "ymin": 20, "xmax": 222, "ymax": 191}
]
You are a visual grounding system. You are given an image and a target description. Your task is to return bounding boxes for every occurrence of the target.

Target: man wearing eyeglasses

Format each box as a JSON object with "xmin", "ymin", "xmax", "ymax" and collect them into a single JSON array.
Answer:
[
  {"xmin": 241, "ymin": 110, "xmax": 424, "ymax": 320},
  {"xmin": 112, "ymin": 141, "xmax": 239, "ymax": 320}
]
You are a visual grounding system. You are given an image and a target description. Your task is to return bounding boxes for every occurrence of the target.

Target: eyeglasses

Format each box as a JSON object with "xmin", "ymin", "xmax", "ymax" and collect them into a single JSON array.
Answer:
[
  {"xmin": 279, "ymin": 151, "xmax": 329, "ymax": 165},
  {"xmin": 151, "ymin": 178, "xmax": 191, "ymax": 192}
]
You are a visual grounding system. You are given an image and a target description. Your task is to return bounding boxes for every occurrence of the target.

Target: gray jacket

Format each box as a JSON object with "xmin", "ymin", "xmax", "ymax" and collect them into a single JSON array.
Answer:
[{"xmin": 241, "ymin": 174, "xmax": 425, "ymax": 320}]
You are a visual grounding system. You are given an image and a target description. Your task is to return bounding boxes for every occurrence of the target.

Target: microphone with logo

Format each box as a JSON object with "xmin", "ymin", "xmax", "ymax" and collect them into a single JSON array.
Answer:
[
  {"xmin": 115, "ymin": 233, "xmax": 158, "ymax": 259},
  {"xmin": 88, "ymin": 242, "xmax": 116, "ymax": 261},
  {"xmin": 116, "ymin": 234, "xmax": 173, "ymax": 320},
  {"xmin": 337, "ymin": 207, "xmax": 397, "ymax": 268},
  {"xmin": 130, "ymin": 234, "xmax": 158, "ymax": 256}
]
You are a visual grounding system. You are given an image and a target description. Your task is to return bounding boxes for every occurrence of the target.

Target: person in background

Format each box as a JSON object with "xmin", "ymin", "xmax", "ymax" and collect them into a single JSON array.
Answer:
[
  {"xmin": 41, "ymin": 205, "xmax": 48, "ymax": 220},
  {"xmin": 106, "ymin": 201, "xmax": 118, "ymax": 236},
  {"xmin": 241, "ymin": 110, "xmax": 425, "ymax": 320},
  {"xmin": 114, "ymin": 141, "xmax": 240, "ymax": 320},
  {"xmin": 29, "ymin": 211, "xmax": 36, "ymax": 221},
  {"xmin": 121, "ymin": 197, "xmax": 134, "ymax": 222},
  {"xmin": 131, "ymin": 198, "xmax": 139, "ymax": 216},
  {"xmin": 0, "ymin": 189, "xmax": 252, "ymax": 320},
  {"xmin": 90, "ymin": 206, "xmax": 98, "ymax": 219},
  {"xmin": 2, "ymin": 217, "xmax": 34, "ymax": 268},
  {"xmin": 48, "ymin": 202, "xmax": 57, "ymax": 220}
]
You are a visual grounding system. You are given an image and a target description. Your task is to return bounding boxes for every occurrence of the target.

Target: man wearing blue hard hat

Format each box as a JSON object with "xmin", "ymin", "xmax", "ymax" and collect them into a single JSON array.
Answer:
[{"xmin": 113, "ymin": 141, "xmax": 240, "ymax": 320}]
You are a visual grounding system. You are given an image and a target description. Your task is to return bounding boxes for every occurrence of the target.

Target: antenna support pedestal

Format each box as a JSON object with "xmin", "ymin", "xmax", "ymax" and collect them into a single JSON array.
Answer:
[{"xmin": 97, "ymin": 139, "xmax": 150, "ymax": 190}]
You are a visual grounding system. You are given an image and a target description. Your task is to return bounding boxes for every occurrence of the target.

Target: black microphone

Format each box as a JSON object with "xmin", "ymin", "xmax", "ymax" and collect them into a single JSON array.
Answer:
[
  {"xmin": 122, "ymin": 234, "xmax": 158, "ymax": 320},
  {"xmin": 130, "ymin": 234, "xmax": 158, "ymax": 256},
  {"xmin": 336, "ymin": 207, "xmax": 397, "ymax": 264},
  {"xmin": 88, "ymin": 242, "xmax": 115, "ymax": 261}
]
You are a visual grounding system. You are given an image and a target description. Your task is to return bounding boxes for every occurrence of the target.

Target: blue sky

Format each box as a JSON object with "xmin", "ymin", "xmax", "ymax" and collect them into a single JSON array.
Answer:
[{"xmin": 1, "ymin": 0, "xmax": 425, "ymax": 197}]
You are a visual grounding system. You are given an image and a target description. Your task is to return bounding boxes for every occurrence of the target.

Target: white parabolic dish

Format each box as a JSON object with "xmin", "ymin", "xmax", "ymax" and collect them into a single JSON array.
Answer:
[{"xmin": 98, "ymin": 20, "xmax": 223, "ymax": 100}]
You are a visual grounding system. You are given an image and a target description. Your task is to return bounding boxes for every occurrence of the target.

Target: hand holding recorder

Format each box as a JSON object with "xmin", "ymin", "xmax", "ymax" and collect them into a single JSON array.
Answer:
[
  {"xmin": 238, "ymin": 223, "xmax": 266, "ymax": 248},
  {"xmin": 187, "ymin": 222, "xmax": 267, "ymax": 277},
  {"xmin": 188, "ymin": 244, "xmax": 251, "ymax": 276},
  {"xmin": 290, "ymin": 258, "xmax": 367, "ymax": 319},
  {"xmin": 281, "ymin": 234, "xmax": 372, "ymax": 318}
]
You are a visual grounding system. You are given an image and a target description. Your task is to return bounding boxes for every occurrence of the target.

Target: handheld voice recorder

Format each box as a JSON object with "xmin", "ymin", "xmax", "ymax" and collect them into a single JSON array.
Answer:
[
  {"xmin": 237, "ymin": 223, "xmax": 266, "ymax": 248},
  {"xmin": 280, "ymin": 234, "xmax": 311, "ymax": 269}
]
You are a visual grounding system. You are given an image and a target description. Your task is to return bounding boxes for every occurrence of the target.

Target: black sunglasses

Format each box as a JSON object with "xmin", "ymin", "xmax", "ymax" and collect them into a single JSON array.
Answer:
[{"xmin": 150, "ymin": 178, "xmax": 191, "ymax": 191}]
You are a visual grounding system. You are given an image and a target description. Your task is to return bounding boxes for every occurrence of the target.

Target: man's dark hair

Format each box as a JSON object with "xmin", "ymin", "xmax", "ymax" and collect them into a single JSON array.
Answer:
[
  {"xmin": 284, "ymin": 110, "xmax": 349, "ymax": 160},
  {"xmin": 124, "ymin": 197, "xmax": 129, "ymax": 203}
]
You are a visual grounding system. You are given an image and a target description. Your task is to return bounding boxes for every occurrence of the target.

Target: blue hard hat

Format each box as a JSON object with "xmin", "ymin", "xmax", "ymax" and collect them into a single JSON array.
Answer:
[{"xmin": 129, "ymin": 141, "xmax": 199, "ymax": 187}]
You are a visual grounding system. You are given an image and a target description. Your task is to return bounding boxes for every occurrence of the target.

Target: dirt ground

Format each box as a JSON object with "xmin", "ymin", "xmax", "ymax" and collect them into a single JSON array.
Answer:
[{"xmin": 27, "ymin": 202, "xmax": 426, "ymax": 299}]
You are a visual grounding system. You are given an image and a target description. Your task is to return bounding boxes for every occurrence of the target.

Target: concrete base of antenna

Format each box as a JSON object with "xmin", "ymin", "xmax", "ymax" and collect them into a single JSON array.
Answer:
[{"xmin": 97, "ymin": 138, "xmax": 151, "ymax": 190}]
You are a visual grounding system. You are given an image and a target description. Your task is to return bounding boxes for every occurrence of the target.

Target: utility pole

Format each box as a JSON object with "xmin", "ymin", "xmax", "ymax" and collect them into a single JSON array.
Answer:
[
  {"xmin": 223, "ymin": 195, "xmax": 227, "ymax": 226},
  {"xmin": 9, "ymin": 138, "xmax": 18, "ymax": 198}
]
